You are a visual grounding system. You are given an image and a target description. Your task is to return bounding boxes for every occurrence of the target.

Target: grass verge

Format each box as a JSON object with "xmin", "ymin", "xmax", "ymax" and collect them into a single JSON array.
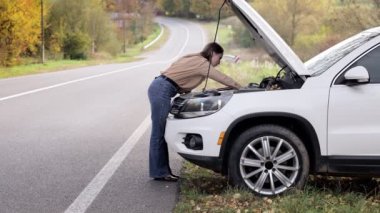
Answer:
[{"xmin": 174, "ymin": 162, "xmax": 380, "ymax": 212}]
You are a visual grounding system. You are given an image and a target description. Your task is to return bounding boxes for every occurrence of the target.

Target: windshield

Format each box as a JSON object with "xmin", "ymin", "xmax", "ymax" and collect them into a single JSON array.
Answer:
[{"xmin": 305, "ymin": 31, "xmax": 380, "ymax": 76}]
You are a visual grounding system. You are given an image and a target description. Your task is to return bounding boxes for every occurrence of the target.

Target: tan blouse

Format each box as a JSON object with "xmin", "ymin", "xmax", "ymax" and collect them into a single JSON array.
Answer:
[{"xmin": 161, "ymin": 53, "xmax": 241, "ymax": 93}]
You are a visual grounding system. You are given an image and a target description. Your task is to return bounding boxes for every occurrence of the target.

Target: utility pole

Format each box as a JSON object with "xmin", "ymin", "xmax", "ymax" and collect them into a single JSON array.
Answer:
[
  {"xmin": 40, "ymin": 0, "xmax": 45, "ymax": 63},
  {"xmin": 123, "ymin": 17, "xmax": 126, "ymax": 54}
]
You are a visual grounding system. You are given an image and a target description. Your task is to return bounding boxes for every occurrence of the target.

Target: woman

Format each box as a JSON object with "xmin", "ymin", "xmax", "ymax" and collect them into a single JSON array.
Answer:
[{"xmin": 148, "ymin": 42, "xmax": 241, "ymax": 182}]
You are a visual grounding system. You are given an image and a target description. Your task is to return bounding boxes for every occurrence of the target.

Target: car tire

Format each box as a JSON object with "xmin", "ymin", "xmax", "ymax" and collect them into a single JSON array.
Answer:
[{"xmin": 228, "ymin": 124, "xmax": 309, "ymax": 196}]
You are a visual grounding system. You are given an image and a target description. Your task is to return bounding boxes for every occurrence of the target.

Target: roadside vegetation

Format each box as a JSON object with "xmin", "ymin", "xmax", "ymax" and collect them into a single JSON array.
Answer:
[
  {"xmin": 0, "ymin": 24, "xmax": 167, "ymax": 79},
  {"xmin": 0, "ymin": 0, "xmax": 161, "ymax": 78},
  {"xmin": 174, "ymin": 162, "xmax": 380, "ymax": 212}
]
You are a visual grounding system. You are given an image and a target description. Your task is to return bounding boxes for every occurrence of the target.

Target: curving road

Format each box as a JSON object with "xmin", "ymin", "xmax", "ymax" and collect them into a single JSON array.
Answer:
[{"xmin": 0, "ymin": 17, "xmax": 207, "ymax": 213}]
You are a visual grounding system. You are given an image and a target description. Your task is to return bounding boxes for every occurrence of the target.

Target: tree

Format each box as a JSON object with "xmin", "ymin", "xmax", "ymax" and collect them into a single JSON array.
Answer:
[
  {"xmin": 116, "ymin": 0, "xmax": 155, "ymax": 48},
  {"xmin": 253, "ymin": 0, "xmax": 329, "ymax": 46},
  {"xmin": 47, "ymin": 0, "xmax": 120, "ymax": 59},
  {"xmin": 156, "ymin": 0, "xmax": 193, "ymax": 17},
  {"xmin": 87, "ymin": 0, "xmax": 120, "ymax": 56},
  {"xmin": 0, "ymin": 0, "xmax": 41, "ymax": 66},
  {"xmin": 252, "ymin": 0, "xmax": 331, "ymax": 59},
  {"xmin": 174, "ymin": 0, "xmax": 192, "ymax": 17},
  {"xmin": 190, "ymin": 0, "xmax": 228, "ymax": 20},
  {"xmin": 328, "ymin": 0, "xmax": 380, "ymax": 37},
  {"xmin": 47, "ymin": 0, "xmax": 90, "ymax": 59},
  {"xmin": 156, "ymin": 0, "xmax": 177, "ymax": 15}
]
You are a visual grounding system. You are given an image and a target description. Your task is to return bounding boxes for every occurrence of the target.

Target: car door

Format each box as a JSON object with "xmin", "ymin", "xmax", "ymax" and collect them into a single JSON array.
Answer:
[{"xmin": 328, "ymin": 44, "xmax": 380, "ymax": 156}]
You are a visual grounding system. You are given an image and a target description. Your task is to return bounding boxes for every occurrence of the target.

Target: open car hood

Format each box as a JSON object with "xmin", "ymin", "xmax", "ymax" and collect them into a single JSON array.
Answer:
[{"xmin": 229, "ymin": 0, "xmax": 310, "ymax": 76}]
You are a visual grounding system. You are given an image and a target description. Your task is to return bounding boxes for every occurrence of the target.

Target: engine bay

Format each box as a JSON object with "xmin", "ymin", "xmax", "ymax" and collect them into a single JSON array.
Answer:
[
  {"xmin": 245, "ymin": 67, "xmax": 304, "ymax": 91},
  {"xmin": 200, "ymin": 67, "xmax": 305, "ymax": 97},
  {"xmin": 170, "ymin": 68, "xmax": 306, "ymax": 117}
]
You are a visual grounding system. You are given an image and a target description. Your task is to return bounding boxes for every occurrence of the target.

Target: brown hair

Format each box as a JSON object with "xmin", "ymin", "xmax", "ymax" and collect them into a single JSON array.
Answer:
[{"xmin": 200, "ymin": 42, "xmax": 224, "ymax": 61}]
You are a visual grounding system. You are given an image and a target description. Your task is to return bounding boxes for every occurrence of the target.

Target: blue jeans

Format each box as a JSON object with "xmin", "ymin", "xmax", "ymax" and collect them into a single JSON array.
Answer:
[{"xmin": 148, "ymin": 76, "xmax": 177, "ymax": 178}]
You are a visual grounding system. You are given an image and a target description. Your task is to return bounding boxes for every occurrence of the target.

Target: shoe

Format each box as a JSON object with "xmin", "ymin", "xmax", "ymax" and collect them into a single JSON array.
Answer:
[
  {"xmin": 153, "ymin": 175, "xmax": 178, "ymax": 182},
  {"xmin": 170, "ymin": 173, "xmax": 180, "ymax": 179}
]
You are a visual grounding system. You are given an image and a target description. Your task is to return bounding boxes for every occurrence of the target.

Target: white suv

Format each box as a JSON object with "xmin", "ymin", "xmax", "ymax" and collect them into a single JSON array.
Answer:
[{"xmin": 165, "ymin": 0, "xmax": 380, "ymax": 196}]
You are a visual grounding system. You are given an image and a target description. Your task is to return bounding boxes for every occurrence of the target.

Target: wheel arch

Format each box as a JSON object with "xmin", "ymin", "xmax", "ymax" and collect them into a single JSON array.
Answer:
[{"xmin": 219, "ymin": 112, "xmax": 324, "ymax": 175}]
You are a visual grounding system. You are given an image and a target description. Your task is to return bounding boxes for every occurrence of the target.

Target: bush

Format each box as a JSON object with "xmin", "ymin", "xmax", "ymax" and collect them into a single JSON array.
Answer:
[{"xmin": 63, "ymin": 31, "xmax": 91, "ymax": 60}]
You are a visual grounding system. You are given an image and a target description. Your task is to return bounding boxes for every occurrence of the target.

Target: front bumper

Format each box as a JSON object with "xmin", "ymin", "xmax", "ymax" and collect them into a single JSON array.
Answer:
[
  {"xmin": 165, "ymin": 110, "xmax": 235, "ymax": 157},
  {"xmin": 179, "ymin": 153, "xmax": 223, "ymax": 172}
]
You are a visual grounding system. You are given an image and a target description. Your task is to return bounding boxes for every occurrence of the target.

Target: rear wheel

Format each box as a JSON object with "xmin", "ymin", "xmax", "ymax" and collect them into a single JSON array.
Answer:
[{"xmin": 228, "ymin": 124, "xmax": 309, "ymax": 196}]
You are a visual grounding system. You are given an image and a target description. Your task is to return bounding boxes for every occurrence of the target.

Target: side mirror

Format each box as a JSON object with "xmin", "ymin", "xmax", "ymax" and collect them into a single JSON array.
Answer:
[{"xmin": 344, "ymin": 66, "xmax": 370, "ymax": 85}]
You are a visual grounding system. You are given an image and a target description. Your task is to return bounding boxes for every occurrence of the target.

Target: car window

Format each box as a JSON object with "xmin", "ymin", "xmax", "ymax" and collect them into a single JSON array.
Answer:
[{"xmin": 335, "ymin": 44, "xmax": 380, "ymax": 84}]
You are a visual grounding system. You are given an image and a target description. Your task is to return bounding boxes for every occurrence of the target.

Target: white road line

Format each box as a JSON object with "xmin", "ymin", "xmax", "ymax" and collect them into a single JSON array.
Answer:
[
  {"xmin": 0, "ymin": 23, "xmax": 189, "ymax": 103},
  {"xmin": 64, "ymin": 115, "xmax": 151, "ymax": 213},
  {"xmin": 143, "ymin": 24, "xmax": 164, "ymax": 49},
  {"xmin": 0, "ymin": 63, "xmax": 152, "ymax": 102},
  {"xmin": 64, "ymin": 20, "xmax": 192, "ymax": 213}
]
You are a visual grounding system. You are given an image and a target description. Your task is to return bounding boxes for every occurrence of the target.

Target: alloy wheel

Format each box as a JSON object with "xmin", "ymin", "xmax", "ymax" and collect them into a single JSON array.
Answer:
[{"xmin": 239, "ymin": 136, "xmax": 299, "ymax": 195}]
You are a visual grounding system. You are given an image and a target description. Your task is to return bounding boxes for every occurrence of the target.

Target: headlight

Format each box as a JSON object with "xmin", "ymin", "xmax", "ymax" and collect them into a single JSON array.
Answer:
[{"xmin": 170, "ymin": 91, "xmax": 233, "ymax": 119}]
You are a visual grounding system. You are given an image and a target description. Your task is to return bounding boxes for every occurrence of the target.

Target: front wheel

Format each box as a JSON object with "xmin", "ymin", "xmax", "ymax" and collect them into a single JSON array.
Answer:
[{"xmin": 228, "ymin": 125, "xmax": 309, "ymax": 196}]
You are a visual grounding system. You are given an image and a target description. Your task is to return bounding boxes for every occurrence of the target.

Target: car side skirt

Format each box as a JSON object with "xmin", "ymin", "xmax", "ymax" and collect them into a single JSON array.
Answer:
[
  {"xmin": 179, "ymin": 153, "xmax": 380, "ymax": 177},
  {"xmin": 323, "ymin": 156, "xmax": 380, "ymax": 176}
]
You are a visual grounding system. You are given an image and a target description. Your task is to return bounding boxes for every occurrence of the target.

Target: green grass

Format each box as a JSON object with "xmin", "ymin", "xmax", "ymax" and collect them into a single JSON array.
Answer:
[
  {"xmin": 0, "ymin": 23, "xmax": 168, "ymax": 79},
  {"xmin": 113, "ymin": 47, "xmax": 145, "ymax": 63},
  {"xmin": 174, "ymin": 162, "xmax": 380, "ymax": 213},
  {"xmin": 0, "ymin": 60, "xmax": 99, "ymax": 78}
]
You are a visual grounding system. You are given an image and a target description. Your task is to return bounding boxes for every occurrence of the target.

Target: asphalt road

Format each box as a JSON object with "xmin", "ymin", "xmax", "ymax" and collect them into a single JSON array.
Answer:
[{"xmin": 0, "ymin": 17, "xmax": 207, "ymax": 213}]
